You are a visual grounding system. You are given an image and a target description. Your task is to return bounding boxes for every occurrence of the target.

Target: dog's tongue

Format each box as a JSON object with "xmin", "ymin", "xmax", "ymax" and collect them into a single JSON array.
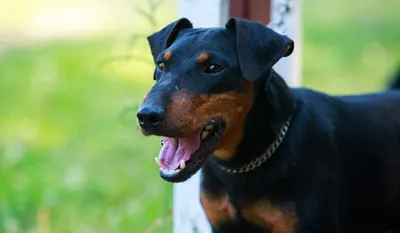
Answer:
[{"xmin": 158, "ymin": 134, "xmax": 200, "ymax": 170}]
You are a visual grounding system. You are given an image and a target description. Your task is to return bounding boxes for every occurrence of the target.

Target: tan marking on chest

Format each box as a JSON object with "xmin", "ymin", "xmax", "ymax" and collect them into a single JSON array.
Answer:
[
  {"xmin": 200, "ymin": 191, "xmax": 236, "ymax": 227},
  {"xmin": 240, "ymin": 201, "xmax": 297, "ymax": 233}
]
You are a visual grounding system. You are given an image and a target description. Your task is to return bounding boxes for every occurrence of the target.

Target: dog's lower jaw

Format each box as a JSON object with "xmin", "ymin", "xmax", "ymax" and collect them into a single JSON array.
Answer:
[{"xmin": 157, "ymin": 121, "xmax": 227, "ymax": 183}]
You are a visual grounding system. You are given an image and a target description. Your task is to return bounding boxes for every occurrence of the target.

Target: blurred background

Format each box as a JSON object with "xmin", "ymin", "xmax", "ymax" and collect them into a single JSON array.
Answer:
[{"xmin": 0, "ymin": 0, "xmax": 399, "ymax": 232}]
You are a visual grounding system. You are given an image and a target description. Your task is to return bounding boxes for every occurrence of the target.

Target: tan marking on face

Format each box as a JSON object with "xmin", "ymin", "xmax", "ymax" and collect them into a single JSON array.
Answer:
[
  {"xmin": 241, "ymin": 201, "xmax": 297, "ymax": 233},
  {"xmin": 212, "ymin": 80, "xmax": 253, "ymax": 159},
  {"xmin": 166, "ymin": 79, "xmax": 253, "ymax": 159},
  {"xmin": 163, "ymin": 50, "xmax": 172, "ymax": 61},
  {"xmin": 200, "ymin": 191, "xmax": 236, "ymax": 227},
  {"xmin": 197, "ymin": 52, "xmax": 209, "ymax": 63}
]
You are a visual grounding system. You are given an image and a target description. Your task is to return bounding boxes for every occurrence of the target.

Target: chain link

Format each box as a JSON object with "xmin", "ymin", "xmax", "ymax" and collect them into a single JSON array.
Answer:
[
  {"xmin": 219, "ymin": 118, "xmax": 291, "ymax": 174},
  {"xmin": 268, "ymin": 0, "xmax": 292, "ymax": 34}
]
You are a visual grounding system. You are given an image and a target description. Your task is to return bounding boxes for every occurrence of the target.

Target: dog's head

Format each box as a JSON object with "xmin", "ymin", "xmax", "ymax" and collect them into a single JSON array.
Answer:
[{"xmin": 137, "ymin": 17, "xmax": 294, "ymax": 182}]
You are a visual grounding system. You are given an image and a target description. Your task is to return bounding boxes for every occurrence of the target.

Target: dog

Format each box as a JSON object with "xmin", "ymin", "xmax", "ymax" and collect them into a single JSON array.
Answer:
[
  {"xmin": 391, "ymin": 68, "xmax": 400, "ymax": 89},
  {"xmin": 137, "ymin": 17, "xmax": 400, "ymax": 233}
]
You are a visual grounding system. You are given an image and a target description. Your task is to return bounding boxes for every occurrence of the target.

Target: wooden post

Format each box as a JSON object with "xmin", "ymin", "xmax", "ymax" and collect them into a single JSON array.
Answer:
[{"xmin": 173, "ymin": 0, "xmax": 301, "ymax": 232}]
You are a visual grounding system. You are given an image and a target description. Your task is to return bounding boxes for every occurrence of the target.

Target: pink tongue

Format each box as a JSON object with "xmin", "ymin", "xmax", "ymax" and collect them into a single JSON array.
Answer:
[{"xmin": 158, "ymin": 134, "xmax": 201, "ymax": 170}]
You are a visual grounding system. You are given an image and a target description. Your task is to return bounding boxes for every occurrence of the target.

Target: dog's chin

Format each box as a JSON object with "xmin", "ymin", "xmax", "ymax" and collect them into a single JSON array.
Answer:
[{"xmin": 154, "ymin": 120, "xmax": 226, "ymax": 183}]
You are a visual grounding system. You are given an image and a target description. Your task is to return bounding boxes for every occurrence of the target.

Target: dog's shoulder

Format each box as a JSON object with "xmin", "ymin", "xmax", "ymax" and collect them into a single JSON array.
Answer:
[
  {"xmin": 291, "ymin": 87, "xmax": 339, "ymax": 109},
  {"xmin": 291, "ymin": 87, "xmax": 400, "ymax": 122},
  {"xmin": 336, "ymin": 91, "xmax": 400, "ymax": 125},
  {"xmin": 288, "ymin": 87, "xmax": 400, "ymax": 160}
]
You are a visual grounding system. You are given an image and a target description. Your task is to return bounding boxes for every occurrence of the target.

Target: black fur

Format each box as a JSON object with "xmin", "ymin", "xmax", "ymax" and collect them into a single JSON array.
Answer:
[
  {"xmin": 390, "ymin": 67, "xmax": 400, "ymax": 89},
  {"xmin": 204, "ymin": 70, "xmax": 400, "ymax": 232},
  {"xmin": 147, "ymin": 18, "xmax": 193, "ymax": 63},
  {"xmin": 139, "ymin": 18, "xmax": 400, "ymax": 233}
]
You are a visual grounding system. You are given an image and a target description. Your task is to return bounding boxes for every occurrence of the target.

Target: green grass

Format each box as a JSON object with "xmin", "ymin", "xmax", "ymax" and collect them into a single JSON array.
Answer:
[
  {"xmin": 0, "ymin": 0, "xmax": 399, "ymax": 232},
  {"xmin": 0, "ymin": 38, "xmax": 173, "ymax": 233}
]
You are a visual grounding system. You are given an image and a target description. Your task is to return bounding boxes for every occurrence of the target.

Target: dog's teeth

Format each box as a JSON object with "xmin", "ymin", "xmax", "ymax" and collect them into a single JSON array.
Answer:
[
  {"xmin": 155, "ymin": 157, "xmax": 161, "ymax": 166},
  {"xmin": 201, "ymin": 131, "xmax": 209, "ymax": 140},
  {"xmin": 180, "ymin": 160, "xmax": 186, "ymax": 169},
  {"xmin": 205, "ymin": 125, "xmax": 214, "ymax": 130}
]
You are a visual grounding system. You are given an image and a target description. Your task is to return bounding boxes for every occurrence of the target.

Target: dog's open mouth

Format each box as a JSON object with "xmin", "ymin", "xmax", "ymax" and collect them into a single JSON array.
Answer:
[{"xmin": 155, "ymin": 120, "xmax": 226, "ymax": 183}]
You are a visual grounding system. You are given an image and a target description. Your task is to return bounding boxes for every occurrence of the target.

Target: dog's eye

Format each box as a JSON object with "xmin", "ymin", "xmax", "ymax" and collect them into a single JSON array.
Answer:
[
  {"xmin": 157, "ymin": 62, "xmax": 165, "ymax": 71},
  {"xmin": 203, "ymin": 64, "xmax": 224, "ymax": 74}
]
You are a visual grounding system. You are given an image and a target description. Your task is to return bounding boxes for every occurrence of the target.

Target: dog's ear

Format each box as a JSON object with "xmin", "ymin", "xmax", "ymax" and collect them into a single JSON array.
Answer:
[
  {"xmin": 226, "ymin": 18, "xmax": 294, "ymax": 83},
  {"xmin": 147, "ymin": 18, "xmax": 193, "ymax": 62}
]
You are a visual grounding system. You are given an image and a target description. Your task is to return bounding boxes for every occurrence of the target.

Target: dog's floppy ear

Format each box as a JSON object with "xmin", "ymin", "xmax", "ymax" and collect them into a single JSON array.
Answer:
[
  {"xmin": 147, "ymin": 18, "xmax": 193, "ymax": 62},
  {"xmin": 226, "ymin": 18, "xmax": 294, "ymax": 83}
]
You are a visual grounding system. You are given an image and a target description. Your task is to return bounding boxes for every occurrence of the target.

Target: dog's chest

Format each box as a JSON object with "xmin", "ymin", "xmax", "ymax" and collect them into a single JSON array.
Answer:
[{"xmin": 200, "ymin": 191, "xmax": 297, "ymax": 233}]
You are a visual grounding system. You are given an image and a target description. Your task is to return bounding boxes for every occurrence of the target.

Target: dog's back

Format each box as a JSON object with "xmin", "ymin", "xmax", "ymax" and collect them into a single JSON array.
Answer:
[
  {"xmin": 338, "ymin": 91, "xmax": 400, "ymax": 232},
  {"xmin": 289, "ymin": 68, "xmax": 400, "ymax": 232}
]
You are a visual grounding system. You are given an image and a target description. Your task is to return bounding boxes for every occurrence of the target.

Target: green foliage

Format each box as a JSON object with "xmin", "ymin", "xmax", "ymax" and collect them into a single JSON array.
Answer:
[
  {"xmin": 302, "ymin": 0, "xmax": 400, "ymax": 94},
  {"xmin": 0, "ymin": 39, "xmax": 172, "ymax": 233}
]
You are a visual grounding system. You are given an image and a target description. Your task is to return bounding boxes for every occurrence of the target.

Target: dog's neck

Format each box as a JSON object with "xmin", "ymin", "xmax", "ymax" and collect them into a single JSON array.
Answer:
[{"xmin": 213, "ymin": 69, "xmax": 297, "ymax": 171}]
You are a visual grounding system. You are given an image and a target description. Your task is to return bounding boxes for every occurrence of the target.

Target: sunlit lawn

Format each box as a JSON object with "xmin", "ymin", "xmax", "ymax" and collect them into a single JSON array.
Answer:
[
  {"xmin": 0, "ymin": 38, "xmax": 173, "ymax": 233},
  {"xmin": 0, "ymin": 0, "xmax": 399, "ymax": 232}
]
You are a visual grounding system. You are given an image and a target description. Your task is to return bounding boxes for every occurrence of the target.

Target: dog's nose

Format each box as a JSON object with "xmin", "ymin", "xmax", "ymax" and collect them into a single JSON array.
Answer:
[{"xmin": 137, "ymin": 106, "xmax": 166, "ymax": 130}]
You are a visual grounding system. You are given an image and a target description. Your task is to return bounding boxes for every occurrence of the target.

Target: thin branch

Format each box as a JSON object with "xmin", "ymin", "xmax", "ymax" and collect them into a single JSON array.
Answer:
[
  {"xmin": 128, "ymin": 33, "xmax": 148, "ymax": 48},
  {"xmin": 135, "ymin": 7, "xmax": 158, "ymax": 30},
  {"xmin": 133, "ymin": 0, "xmax": 165, "ymax": 31},
  {"xmin": 98, "ymin": 54, "xmax": 153, "ymax": 67}
]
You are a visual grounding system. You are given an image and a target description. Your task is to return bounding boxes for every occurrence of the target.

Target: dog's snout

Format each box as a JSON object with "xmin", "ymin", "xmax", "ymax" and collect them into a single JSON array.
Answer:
[{"xmin": 137, "ymin": 105, "xmax": 166, "ymax": 131}]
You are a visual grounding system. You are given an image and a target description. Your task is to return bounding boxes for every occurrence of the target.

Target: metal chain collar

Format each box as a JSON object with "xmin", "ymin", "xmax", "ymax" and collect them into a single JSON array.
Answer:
[
  {"xmin": 218, "ymin": 117, "xmax": 291, "ymax": 174},
  {"xmin": 268, "ymin": 0, "xmax": 292, "ymax": 34}
]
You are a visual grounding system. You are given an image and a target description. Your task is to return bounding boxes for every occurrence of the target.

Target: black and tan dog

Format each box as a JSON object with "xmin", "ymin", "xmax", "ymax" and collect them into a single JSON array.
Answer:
[{"xmin": 137, "ymin": 17, "xmax": 400, "ymax": 233}]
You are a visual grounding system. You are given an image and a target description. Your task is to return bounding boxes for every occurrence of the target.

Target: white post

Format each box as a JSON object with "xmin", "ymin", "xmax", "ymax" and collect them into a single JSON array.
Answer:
[
  {"xmin": 174, "ymin": 2, "xmax": 228, "ymax": 233},
  {"xmin": 173, "ymin": 1, "xmax": 301, "ymax": 232},
  {"xmin": 271, "ymin": 0, "xmax": 302, "ymax": 87}
]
